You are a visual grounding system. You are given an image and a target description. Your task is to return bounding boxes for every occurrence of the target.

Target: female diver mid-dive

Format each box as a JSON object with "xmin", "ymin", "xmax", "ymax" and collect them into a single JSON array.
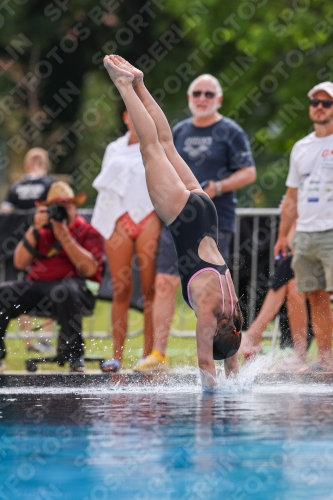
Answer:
[{"xmin": 103, "ymin": 54, "xmax": 243, "ymax": 388}]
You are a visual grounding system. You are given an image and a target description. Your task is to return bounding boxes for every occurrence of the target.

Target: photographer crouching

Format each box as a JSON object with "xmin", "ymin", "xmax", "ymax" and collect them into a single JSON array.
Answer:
[{"xmin": 0, "ymin": 182, "xmax": 104, "ymax": 372}]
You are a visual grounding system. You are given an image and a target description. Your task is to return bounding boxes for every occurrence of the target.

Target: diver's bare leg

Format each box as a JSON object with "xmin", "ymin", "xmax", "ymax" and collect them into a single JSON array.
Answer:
[
  {"xmin": 104, "ymin": 55, "xmax": 189, "ymax": 224},
  {"xmin": 224, "ymin": 354, "xmax": 239, "ymax": 377},
  {"xmin": 112, "ymin": 55, "xmax": 202, "ymax": 193}
]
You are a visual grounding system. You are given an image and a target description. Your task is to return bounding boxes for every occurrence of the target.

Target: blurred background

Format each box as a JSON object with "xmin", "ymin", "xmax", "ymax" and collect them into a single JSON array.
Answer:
[{"xmin": 0, "ymin": 0, "xmax": 332, "ymax": 207}]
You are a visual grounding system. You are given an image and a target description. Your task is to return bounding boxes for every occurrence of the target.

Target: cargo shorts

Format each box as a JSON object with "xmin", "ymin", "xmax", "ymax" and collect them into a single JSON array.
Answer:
[{"xmin": 292, "ymin": 229, "xmax": 333, "ymax": 293}]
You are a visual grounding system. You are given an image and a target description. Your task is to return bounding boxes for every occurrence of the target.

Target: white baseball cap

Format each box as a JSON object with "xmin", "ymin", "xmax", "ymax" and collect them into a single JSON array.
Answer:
[{"xmin": 307, "ymin": 81, "xmax": 333, "ymax": 99}]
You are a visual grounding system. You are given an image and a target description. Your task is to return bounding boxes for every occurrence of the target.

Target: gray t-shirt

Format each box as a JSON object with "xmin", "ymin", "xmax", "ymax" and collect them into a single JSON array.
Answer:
[{"xmin": 172, "ymin": 116, "xmax": 254, "ymax": 231}]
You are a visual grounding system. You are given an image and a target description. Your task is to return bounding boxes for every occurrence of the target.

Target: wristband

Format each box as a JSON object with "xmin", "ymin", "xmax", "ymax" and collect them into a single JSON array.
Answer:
[{"xmin": 215, "ymin": 181, "xmax": 223, "ymax": 196}]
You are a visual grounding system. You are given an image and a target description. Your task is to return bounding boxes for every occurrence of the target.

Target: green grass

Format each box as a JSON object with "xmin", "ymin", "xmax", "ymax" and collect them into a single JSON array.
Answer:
[
  {"xmin": 3, "ymin": 294, "xmax": 320, "ymax": 371},
  {"xmin": 4, "ymin": 296, "xmax": 198, "ymax": 371},
  {"xmin": 4, "ymin": 336, "xmax": 198, "ymax": 372}
]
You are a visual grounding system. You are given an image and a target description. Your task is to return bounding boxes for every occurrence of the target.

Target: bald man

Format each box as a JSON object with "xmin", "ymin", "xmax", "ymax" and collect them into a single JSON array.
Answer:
[
  {"xmin": 1, "ymin": 148, "xmax": 55, "ymax": 211},
  {"xmin": 0, "ymin": 148, "xmax": 56, "ymax": 353}
]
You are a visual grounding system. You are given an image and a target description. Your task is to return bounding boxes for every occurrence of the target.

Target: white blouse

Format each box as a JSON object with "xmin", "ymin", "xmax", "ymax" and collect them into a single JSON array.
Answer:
[{"xmin": 91, "ymin": 132, "xmax": 154, "ymax": 239}]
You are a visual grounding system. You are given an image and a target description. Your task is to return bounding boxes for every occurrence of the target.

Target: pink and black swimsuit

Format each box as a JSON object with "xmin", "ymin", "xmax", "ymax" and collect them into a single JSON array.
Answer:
[{"xmin": 168, "ymin": 192, "xmax": 233, "ymax": 312}]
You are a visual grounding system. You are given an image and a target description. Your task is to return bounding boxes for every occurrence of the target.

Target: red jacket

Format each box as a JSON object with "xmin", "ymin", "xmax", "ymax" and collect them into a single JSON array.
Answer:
[{"xmin": 27, "ymin": 215, "xmax": 104, "ymax": 283}]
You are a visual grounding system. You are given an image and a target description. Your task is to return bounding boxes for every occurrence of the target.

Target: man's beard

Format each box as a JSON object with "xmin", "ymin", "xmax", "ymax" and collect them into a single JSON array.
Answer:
[
  {"xmin": 188, "ymin": 100, "xmax": 219, "ymax": 117},
  {"xmin": 312, "ymin": 115, "xmax": 333, "ymax": 125}
]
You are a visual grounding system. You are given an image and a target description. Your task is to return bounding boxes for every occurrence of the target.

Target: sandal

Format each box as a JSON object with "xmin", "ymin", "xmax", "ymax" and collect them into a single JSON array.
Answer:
[{"xmin": 101, "ymin": 359, "xmax": 121, "ymax": 373}]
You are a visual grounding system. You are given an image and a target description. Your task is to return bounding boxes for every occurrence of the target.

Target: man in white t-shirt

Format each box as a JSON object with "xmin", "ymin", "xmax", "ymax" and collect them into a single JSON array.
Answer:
[{"xmin": 275, "ymin": 81, "xmax": 333, "ymax": 372}]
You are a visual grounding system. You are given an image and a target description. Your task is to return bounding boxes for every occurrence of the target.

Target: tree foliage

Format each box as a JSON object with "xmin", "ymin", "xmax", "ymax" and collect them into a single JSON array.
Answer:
[{"xmin": 0, "ymin": 0, "xmax": 332, "ymax": 206}]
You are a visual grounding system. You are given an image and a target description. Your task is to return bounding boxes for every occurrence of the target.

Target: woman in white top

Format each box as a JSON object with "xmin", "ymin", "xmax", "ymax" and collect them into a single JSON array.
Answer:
[{"xmin": 92, "ymin": 111, "xmax": 162, "ymax": 372}]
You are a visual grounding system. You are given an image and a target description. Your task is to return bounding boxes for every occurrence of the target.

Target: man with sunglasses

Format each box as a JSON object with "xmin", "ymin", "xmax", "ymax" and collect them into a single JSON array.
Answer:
[
  {"xmin": 275, "ymin": 81, "xmax": 333, "ymax": 372},
  {"xmin": 135, "ymin": 73, "xmax": 256, "ymax": 372}
]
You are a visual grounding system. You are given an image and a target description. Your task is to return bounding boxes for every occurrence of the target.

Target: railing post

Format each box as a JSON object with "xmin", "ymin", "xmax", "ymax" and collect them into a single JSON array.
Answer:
[
  {"xmin": 233, "ymin": 213, "xmax": 241, "ymax": 297},
  {"xmin": 249, "ymin": 216, "xmax": 259, "ymax": 324},
  {"xmin": 269, "ymin": 215, "xmax": 277, "ymax": 277}
]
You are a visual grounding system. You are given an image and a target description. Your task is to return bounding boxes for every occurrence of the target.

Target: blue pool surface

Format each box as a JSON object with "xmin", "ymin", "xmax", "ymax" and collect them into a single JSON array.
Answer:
[{"xmin": 1, "ymin": 380, "xmax": 333, "ymax": 500}]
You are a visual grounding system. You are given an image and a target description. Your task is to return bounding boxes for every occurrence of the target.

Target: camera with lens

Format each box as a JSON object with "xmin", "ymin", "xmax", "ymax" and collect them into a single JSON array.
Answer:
[{"xmin": 46, "ymin": 204, "xmax": 69, "ymax": 224}]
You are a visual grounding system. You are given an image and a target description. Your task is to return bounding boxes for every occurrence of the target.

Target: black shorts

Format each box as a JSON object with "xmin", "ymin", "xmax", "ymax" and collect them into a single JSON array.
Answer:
[
  {"xmin": 269, "ymin": 255, "xmax": 294, "ymax": 291},
  {"xmin": 155, "ymin": 225, "xmax": 233, "ymax": 276},
  {"xmin": 155, "ymin": 225, "xmax": 179, "ymax": 275}
]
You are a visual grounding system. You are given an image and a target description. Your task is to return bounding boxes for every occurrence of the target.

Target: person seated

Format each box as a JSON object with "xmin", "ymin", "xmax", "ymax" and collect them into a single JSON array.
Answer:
[{"xmin": 0, "ymin": 182, "xmax": 104, "ymax": 373}]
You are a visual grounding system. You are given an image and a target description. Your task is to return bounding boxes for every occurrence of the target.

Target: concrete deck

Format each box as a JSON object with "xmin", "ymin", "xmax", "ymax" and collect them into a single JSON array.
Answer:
[{"xmin": 1, "ymin": 370, "xmax": 333, "ymax": 388}]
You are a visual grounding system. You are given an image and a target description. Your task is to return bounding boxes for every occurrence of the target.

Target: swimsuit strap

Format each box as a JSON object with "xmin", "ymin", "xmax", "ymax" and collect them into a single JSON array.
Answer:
[
  {"xmin": 225, "ymin": 268, "xmax": 234, "ymax": 314},
  {"xmin": 187, "ymin": 267, "xmax": 225, "ymax": 312}
]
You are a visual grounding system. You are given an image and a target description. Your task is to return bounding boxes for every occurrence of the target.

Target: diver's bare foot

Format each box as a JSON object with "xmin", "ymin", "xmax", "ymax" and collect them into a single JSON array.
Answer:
[
  {"xmin": 113, "ymin": 55, "xmax": 144, "ymax": 85},
  {"xmin": 103, "ymin": 55, "xmax": 134, "ymax": 84}
]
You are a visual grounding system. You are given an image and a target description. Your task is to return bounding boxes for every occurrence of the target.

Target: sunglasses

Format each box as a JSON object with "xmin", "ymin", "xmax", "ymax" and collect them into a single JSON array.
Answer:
[
  {"xmin": 192, "ymin": 91, "xmax": 216, "ymax": 99},
  {"xmin": 309, "ymin": 99, "xmax": 333, "ymax": 109}
]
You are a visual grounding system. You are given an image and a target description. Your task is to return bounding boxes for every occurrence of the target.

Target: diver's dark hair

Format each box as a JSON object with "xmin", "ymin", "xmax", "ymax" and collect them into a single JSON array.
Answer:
[{"xmin": 213, "ymin": 301, "xmax": 244, "ymax": 360}]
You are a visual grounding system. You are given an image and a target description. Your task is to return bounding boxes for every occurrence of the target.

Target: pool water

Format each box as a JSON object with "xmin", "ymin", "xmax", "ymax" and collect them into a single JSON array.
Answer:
[{"xmin": 1, "ymin": 378, "xmax": 333, "ymax": 500}]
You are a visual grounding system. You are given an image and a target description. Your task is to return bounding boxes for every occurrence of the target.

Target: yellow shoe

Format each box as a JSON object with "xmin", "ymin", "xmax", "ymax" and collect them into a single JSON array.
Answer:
[{"xmin": 133, "ymin": 349, "xmax": 169, "ymax": 372}]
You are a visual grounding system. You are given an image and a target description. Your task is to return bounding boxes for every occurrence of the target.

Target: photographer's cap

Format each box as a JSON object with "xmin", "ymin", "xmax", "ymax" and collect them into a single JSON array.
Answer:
[
  {"xmin": 36, "ymin": 181, "xmax": 87, "ymax": 206},
  {"xmin": 308, "ymin": 81, "xmax": 333, "ymax": 98}
]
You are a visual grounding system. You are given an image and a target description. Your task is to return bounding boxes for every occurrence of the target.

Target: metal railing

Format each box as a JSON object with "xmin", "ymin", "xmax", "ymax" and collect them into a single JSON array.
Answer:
[
  {"xmin": 232, "ymin": 208, "xmax": 279, "ymax": 324},
  {"xmin": 2, "ymin": 208, "xmax": 281, "ymax": 340}
]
